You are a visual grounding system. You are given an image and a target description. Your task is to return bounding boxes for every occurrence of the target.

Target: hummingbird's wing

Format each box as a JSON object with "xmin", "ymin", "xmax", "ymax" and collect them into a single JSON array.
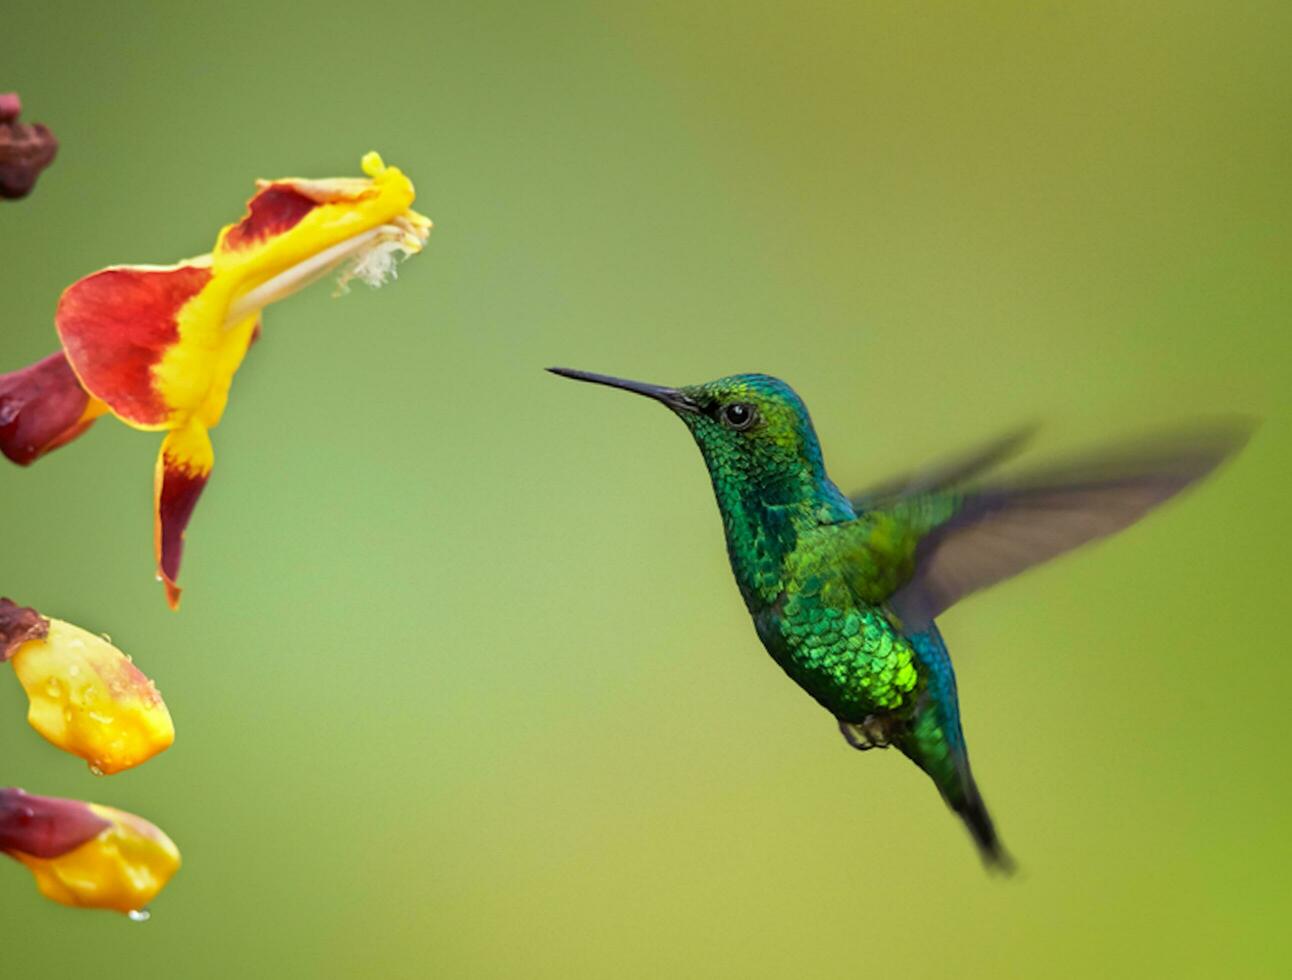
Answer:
[
  {"xmin": 869, "ymin": 420, "xmax": 1254, "ymax": 631},
  {"xmin": 848, "ymin": 426, "xmax": 1038, "ymax": 513}
]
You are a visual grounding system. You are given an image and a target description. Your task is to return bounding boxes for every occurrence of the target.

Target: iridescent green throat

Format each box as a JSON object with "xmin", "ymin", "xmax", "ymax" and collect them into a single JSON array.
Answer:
[{"xmin": 675, "ymin": 375, "xmax": 855, "ymax": 610}]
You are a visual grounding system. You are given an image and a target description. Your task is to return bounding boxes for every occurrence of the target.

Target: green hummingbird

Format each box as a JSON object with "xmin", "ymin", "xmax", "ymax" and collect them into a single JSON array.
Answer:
[{"xmin": 549, "ymin": 367, "xmax": 1250, "ymax": 869}]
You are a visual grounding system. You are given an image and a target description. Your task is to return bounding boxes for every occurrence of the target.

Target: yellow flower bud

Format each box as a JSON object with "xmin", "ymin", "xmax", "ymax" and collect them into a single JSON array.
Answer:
[
  {"xmin": 8, "ymin": 617, "xmax": 174, "ymax": 774},
  {"xmin": 2, "ymin": 789, "xmax": 180, "ymax": 914}
]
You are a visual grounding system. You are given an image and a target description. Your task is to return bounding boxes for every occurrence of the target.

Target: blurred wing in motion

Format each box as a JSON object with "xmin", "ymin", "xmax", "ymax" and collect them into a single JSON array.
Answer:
[
  {"xmin": 849, "ymin": 426, "xmax": 1038, "ymax": 513},
  {"xmin": 882, "ymin": 419, "xmax": 1256, "ymax": 631}
]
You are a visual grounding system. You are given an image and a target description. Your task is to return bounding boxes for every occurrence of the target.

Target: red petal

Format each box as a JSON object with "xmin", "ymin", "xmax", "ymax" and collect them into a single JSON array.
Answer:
[
  {"xmin": 0, "ymin": 352, "xmax": 98, "ymax": 465},
  {"xmin": 0, "ymin": 598, "xmax": 48, "ymax": 661},
  {"xmin": 56, "ymin": 264, "xmax": 213, "ymax": 426},
  {"xmin": 0, "ymin": 788, "xmax": 110, "ymax": 859},
  {"xmin": 154, "ymin": 422, "xmax": 214, "ymax": 610},
  {"xmin": 221, "ymin": 183, "xmax": 318, "ymax": 253}
]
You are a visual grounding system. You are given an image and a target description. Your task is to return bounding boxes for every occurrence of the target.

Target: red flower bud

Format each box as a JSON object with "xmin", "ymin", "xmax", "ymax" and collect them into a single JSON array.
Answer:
[
  {"xmin": 0, "ymin": 93, "xmax": 59, "ymax": 200},
  {"xmin": 0, "ymin": 352, "xmax": 105, "ymax": 465}
]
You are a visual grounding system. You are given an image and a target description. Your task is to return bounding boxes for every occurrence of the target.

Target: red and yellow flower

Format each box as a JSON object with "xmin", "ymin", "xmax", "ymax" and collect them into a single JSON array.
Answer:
[
  {"xmin": 0, "ymin": 788, "xmax": 180, "ymax": 914},
  {"xmin": 0, "ymin": 152, "xmax": 431, "ymax": 607},
  {"xmin": 1, "ymin": 598, "xmax": 173, "ymax": 774}
]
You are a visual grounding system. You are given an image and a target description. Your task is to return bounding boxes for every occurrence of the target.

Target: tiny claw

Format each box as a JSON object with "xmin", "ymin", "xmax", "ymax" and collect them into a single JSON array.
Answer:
[{"xmin": 838, "ymin": 716, "xmax": 894, "ymax": 751}]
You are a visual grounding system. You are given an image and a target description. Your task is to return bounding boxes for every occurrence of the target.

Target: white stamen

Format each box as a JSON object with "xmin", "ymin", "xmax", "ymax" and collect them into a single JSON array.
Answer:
[
  {"xmin": 333, "ymin": 233, "xmax": 416, "ymax": 294},
  {"xmin": 224, "ymin": 214, "xmax": 429, "ymax": 326}
]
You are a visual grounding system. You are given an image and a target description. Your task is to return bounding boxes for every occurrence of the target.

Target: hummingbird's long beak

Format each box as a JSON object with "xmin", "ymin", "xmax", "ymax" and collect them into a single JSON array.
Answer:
[{"xmin": 547, "ymin": 367, "xmax": 700, "ymax": 413}]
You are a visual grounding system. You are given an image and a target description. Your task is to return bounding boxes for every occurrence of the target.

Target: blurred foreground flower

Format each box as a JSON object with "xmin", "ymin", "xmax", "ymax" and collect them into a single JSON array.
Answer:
[
  {"xmin": 1, "ymin": 599, "xmax": 173, "ymax": 774},
  {"xmin": 0, "ymin": 152, "xmax": 431, "ymax": 607},
  {"xmin": 0, "ymin": 788, "xmax": 179, "ymax": 914},
  {"xmin": 0, "ymin": 93, "xmax": 59, "ymax": 199}
]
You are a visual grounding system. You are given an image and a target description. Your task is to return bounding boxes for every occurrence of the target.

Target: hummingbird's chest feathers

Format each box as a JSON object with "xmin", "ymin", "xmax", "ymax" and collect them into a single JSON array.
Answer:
[
  {"xmin": 754, "ymin": 558, "xmax": 921, "ymax": 722},
  {"xmin": 706, "ymin": 454, "xmax": 919, "ymax": 718}
]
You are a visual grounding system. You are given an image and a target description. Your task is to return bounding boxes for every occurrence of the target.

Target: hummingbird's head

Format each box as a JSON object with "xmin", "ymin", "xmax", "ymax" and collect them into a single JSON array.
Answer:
[{"xmin": 548, "ymin": 368, "xmax": 827, "ymax": 501}]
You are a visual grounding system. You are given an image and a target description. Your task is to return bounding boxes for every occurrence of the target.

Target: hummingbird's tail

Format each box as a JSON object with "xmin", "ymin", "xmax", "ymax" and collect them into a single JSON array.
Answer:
[
  {"xmin": 898, "ymin": 626, "xmax": 1016, "ymax": 873},
  {"xmin": 947, "ymin": 766, "xmax": 1013, "ymax": 872},
  {"xmin": 896, "ymin": 716, "xmax": 1013, "ymax": 873}
]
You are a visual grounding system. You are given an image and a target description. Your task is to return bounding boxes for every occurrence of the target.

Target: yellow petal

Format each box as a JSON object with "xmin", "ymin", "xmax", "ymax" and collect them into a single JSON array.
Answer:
[
  {"xmin": 213, "ymin": 152, "xmax": 430, "ymax": 322},
  {"xmin": 9, "ymin": 619, "xmax": 174, "ymax": 774}
]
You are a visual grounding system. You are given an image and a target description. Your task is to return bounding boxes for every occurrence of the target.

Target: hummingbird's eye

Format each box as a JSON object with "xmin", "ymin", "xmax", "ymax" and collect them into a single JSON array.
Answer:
[{"xmin": 721, "ymin": 402, "xmax": 757, "ymax": 430}]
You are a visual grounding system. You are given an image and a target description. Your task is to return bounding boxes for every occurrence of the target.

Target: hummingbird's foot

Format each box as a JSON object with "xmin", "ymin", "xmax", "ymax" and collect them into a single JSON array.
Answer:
[{"xmin": 838, "ymin": 716, "xmax": 894, "ymax": 751}]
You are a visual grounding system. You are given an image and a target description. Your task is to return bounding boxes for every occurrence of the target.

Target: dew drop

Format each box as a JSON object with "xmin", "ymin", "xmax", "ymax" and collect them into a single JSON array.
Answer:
[
  {"xmin": 44, "ymin": 679, "xmax": 64, "ymax": 698},
  {"xmin": 99, "ymin": 632, "xmax": 113, "ymax": 644},
  {"xmin": 127, "ymin": 908, "xmax": 150, "ymax": 923},
  {"xmin": 89, "ymin": 764, "xmax": 105, "ymax": 777}
]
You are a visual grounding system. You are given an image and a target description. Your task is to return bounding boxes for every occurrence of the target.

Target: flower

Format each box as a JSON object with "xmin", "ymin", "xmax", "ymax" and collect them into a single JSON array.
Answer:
[
  {"xmin": 0, "ymin": 152, "xmax": 431, "ymax": 607},
  {"xmin": 0, "ymin": 93, "xmax": 59, "ymax": 200},
  {"xmin": 0, "ymin": 787, "xmax": 180, "ymax": 914},
  {"xmin": 1, "ymin": 598, "xmax": 173, "ymax": 774}
]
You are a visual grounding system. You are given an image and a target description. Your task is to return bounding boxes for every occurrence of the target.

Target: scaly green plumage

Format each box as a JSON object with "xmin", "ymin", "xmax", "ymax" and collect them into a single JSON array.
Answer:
[{"xmin": 550, "ymin": 367, "xmax": 1250, "ymax": 869}]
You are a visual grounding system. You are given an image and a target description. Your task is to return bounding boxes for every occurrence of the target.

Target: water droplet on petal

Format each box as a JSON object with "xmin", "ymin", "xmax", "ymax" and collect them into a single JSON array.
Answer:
[
  {"xmin": 88, "ymin": 764, "xmax": 105, "ymax": 777},
  {"xmin": 99, "ymin": 632, "xmax": 112, "ymax": 644},
  {"xmin": 127, "ymin": 908, "xmax": 151, "ymax": 922}
]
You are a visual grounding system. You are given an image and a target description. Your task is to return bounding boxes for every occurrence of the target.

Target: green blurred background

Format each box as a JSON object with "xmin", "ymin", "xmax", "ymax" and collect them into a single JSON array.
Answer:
[{"xmin": 3, "ymin": 2, "xmax": 1289, "ymax": 977}]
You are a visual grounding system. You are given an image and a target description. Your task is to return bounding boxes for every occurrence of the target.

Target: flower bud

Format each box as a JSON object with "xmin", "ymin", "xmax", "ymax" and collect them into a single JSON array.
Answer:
[
  {"xmin": 1, "ymin": 788, "xmax": 180, "ymax": 914},
  {"xmin": 0, "ymin": 93, "xmax": 59, "ymax": 199},
  {"xmin": 2, "ymin": 599, "xmax": 174, "ymax": 774},
  {"xmin": 0, "ymin": 352, "xmax": 104, "ymax": 466}
]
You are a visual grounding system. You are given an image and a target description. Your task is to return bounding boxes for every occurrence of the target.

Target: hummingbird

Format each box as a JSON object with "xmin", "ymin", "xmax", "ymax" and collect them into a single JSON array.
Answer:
[{"xmin": 548, "ymin": 367, "xmax": 1250, "ymax": 869}]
